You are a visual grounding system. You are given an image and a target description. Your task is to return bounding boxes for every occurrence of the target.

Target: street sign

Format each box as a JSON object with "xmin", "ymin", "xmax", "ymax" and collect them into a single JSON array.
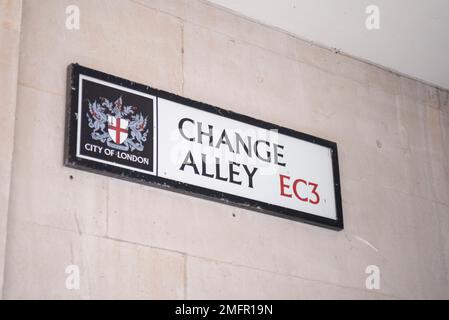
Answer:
[{"xmin": 65, "ymin": 64, "xmax": 343, "ymax": 230}]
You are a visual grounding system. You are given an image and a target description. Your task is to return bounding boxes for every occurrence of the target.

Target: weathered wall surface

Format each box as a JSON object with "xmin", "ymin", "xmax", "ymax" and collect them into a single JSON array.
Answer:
[
  {"xmin": 0, "ymin": 0, "xmax": 22, "ymax": 299},
  {"xmin": 1, "ymin": 0, "xmax": 449, "ymax": 299}
]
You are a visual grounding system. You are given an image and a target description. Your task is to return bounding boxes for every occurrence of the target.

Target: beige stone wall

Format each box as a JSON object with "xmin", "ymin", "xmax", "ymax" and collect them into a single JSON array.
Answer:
[
  {"xmin": 0, "ymin": 0, "xmax": 22, "ymax": 299},
  {"xmin": 1, "ymin": 0, "xmax": 448, "ymax": 299}
]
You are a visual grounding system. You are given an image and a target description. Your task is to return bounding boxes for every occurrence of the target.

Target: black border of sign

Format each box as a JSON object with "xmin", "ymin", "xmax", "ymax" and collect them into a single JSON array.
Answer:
[{"xmin": 65, "ymin": 63, "xmax": 344, "ymax": 230}]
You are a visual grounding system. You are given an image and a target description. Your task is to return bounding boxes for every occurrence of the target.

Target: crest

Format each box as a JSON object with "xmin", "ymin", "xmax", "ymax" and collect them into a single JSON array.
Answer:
[
  {"xmin": 86, "ymin": 96, "xmax": 149, "ymax": 152},
  {"xmin": 108, "ymin": 116, "xmax": 128, "ymax": 144}
]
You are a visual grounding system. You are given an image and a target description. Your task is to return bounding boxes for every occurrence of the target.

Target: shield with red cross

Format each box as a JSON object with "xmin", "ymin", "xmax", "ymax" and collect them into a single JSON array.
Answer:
[{"xmin": 108, "ymin": 115, "xmax": 128, "ymax": 144}]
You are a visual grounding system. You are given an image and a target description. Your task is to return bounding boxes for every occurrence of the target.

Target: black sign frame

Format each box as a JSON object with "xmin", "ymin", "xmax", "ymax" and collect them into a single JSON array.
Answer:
[{"xmin": 65, "ymin": 63, "xmax": 344, "ymax": 230}]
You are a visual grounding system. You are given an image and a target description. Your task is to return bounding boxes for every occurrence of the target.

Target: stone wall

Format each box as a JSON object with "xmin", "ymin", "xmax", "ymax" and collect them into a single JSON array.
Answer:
[
  {"xmin": 1, "ymin": 0, "xmax": 448, "ymax": 299},
  {"xmin": 0, "ymin": 0, "xmax": 22, "ymax": 297}
]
